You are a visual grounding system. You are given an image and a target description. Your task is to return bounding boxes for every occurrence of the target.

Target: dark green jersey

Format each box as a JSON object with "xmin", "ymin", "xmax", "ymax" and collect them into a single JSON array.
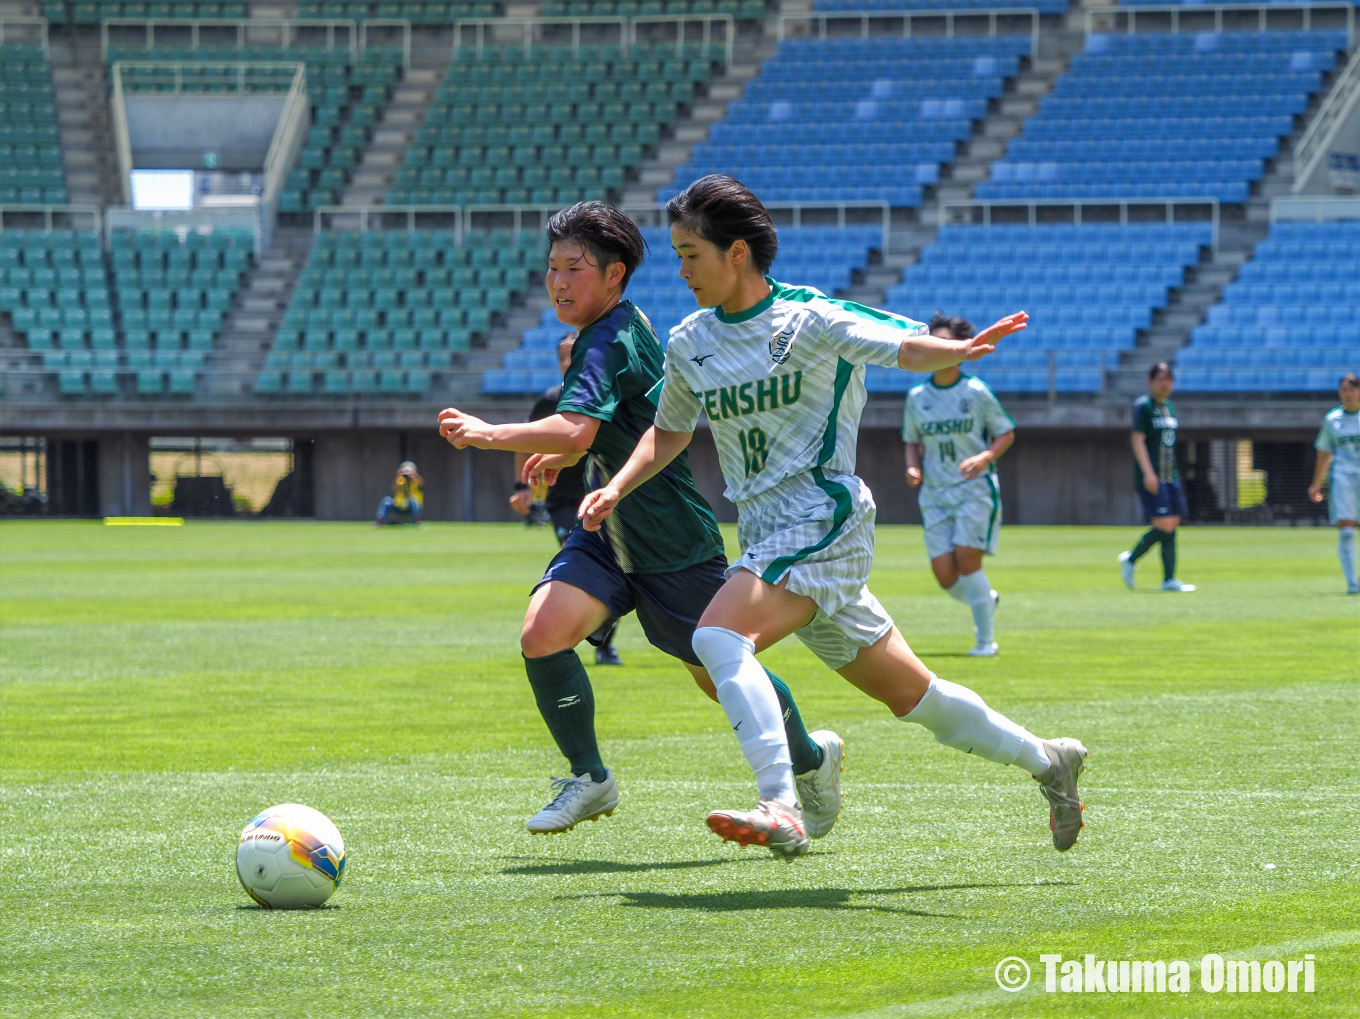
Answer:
[
  {"xmin": 1133, "ymin": 394, "xmax": 1180, "ymax": 484},
  {"xmin": 557, "ymin": 299, "xmax": 724, "ymax": 574}
]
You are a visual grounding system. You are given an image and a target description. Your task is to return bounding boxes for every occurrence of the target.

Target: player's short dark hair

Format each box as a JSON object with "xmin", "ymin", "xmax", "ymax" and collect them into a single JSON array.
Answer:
[
  {"xmin": 928, "ymin": 313, "xmax": 975, "ymax": 339},
  {"xmin": 665, "ymin": 174, "xmax": 779, "ymax": 275},
  {"xmin": 1149, "ymin": 362, "xmax": 1174, "ymax": 380},
  {"xmin": 1340, "ymin": 372, "xmax": 1360, "ymax": 389},
  {"xmin": 545, "ymin": 201, "xmax": 646, "ymax": 291}
]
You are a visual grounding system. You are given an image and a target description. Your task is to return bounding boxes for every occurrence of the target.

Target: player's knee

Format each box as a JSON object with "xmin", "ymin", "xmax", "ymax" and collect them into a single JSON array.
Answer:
[{"xmin": 520, "ymin": 621, "xmax": 570, "ymax": 659}]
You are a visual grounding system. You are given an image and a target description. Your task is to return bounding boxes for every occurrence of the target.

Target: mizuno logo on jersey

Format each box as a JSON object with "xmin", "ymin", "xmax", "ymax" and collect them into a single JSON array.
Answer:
[
  {"xmin": 695, "ymin": 371, "xmax": 802, "ymax": 422},
  {"xmin": 920, "ymin": 417, "xmax": 975, "ymax": 436},
  {"xmin": 690, "ymin": 353, "xmax": 715, "ymax": 366}
]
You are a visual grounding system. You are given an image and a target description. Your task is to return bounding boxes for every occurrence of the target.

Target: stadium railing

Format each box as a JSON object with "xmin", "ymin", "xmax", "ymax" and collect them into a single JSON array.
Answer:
[
  {"xmin": 1271, "ymin": 194, "xmax": 1360, "ymax": 222},
  {"xmin": 98, "ymin": 17, "xmax": 415, "ymax": 62},
  {"xmin": 0, "ymin": 15, "xmax": 49, "ymax": 48},
  {"xmin": 1294, "ymin": 42, "xmax": 1360, "ymax": 193},
  {"xmin": 0, "ymin": 204, "xmax": 101, "ymax": 233},
  {"xmin": 778, "ymin": 7, "xmax": 1040, "ymax": 53},
  {"xmin": 314, "ymin": 204, "xmax": 464, "ymax": 239},
  {"xmin": 311, "ymin": 200, "xmax": 891, "ymax": 249},
  {"xmin": 1084, "ymin": 2, "xmax": 1355, "ymax": 39},
  {"xmin": 939, "ymin": 197, "xmax": 1222, "ymax": 250},
  {"xmin": 452, "ymin": 14, "xmax": 735, "ymax": 67}
]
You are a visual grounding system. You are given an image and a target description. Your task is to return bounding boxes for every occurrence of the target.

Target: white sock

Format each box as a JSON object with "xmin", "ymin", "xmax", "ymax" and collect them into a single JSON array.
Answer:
[
  {"xmin": 944, "ymin": 578, "xmax": 970, "ymax": 604},
  {"xmin": 1340, "ymin": 527, "xmax": 1357, "ymax": 588},
  {"xmin": 900, "ymin": 675, "xmax": 1051, "ymax": 775},
  {"xmin": 691, "ymin": 626, "xmax": 796, "ymax": 807},
  {"xmin": 959, "ymin": 569, "xmax": 995, "ymax": 644}
]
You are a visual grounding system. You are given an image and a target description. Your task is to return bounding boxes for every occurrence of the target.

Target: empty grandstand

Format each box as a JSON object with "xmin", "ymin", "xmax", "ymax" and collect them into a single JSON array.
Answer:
[{"xmin": 0, "ymin": 2, "xmax": 1354, "ymax": 525}]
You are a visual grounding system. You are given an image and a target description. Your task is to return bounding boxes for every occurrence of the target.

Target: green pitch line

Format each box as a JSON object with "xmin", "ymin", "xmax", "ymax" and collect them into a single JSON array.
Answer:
[{"xmin": 1, "ymin": 521, "xmax": 1357, "ymax": 1018}]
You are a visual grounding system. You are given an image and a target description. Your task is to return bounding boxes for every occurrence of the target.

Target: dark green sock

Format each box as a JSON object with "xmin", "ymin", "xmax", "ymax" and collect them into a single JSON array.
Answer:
[
  {"xmin": 1129, "ymin": 528, "xmax": 1163, "ymax": 563},
  {"xmin": 764, "ymin": 670, "xmax": 824, "ymax": 775},
  {"xmin": 1161, "ymin": 529, "xmax": 1177, "ymax": 581},
  {"xmin": 523, "ymin": 650, "xmax": 606, "ymax": 783}
]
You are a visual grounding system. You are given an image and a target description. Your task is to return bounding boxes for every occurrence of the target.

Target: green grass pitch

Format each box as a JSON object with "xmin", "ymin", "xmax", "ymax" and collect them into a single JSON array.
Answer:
[{"xmin": 1, "ymin": 520, "xmax": 1357, "ymax": 1018}]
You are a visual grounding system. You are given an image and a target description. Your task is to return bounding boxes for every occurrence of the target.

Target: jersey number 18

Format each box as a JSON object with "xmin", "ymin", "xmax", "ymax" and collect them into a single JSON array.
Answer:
[{"xmin": 738, "ymin": 426, "xmax": 769, "ymax": 477}]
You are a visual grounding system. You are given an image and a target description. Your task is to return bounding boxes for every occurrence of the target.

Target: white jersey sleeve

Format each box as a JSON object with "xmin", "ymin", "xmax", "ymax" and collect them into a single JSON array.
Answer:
[
  {"xmin": 654, "ymin": 340, "xmax": 704, "ymax": 433},
  {"xmin": 902, "ymin": 387, "xmax": 924, "ymax": 443},
  {"xmin": 815, "ymin": 296, "xmax": 927, "ymax": 368},
  {"xmin": 978, "ymin": 382, "xmax": 1016, "ymax": 441}
]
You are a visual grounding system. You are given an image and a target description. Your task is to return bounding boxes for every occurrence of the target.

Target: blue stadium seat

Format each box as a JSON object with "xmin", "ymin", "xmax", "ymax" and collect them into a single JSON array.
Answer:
[{"xmin": 1176, "ymin": 218, "xmax": 1360, "ymax": 392}]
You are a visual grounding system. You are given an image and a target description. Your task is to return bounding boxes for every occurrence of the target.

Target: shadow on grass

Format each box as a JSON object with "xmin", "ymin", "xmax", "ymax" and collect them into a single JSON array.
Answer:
[
  {"xmin": 235, "ymin": 903, "xmax": 343, "ymax": 911},
  {"xmin": 563, "ymin": 881, "xmax": 1068, "ymax": 915},
  {"xmin": 500, "ymin": 856, "xmax": 752, "ymax": 876}
]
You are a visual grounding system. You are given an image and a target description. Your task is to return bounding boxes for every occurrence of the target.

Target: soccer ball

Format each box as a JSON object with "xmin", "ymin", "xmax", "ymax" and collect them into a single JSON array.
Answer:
[{"xmin": 236, "ymin": 803, "xmax": 346, "ymax": 909}]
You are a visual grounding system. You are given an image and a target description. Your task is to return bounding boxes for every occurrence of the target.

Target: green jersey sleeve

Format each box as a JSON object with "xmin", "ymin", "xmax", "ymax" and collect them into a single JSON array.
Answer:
[{"xmin": 557, "ymin": 311, "xmax": 641, "ymax": 422}]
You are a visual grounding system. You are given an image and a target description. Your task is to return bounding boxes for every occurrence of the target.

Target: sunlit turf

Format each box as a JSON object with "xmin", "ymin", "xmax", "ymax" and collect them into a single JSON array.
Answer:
[{"xmin": 1, "ymin": 520, "xmax": 1357, "ymax": 1018}]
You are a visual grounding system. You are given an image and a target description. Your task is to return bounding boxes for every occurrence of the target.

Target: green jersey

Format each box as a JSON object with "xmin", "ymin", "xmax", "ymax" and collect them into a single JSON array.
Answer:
[
  {"xmin": 557, "ymin": 299, "xmax": 724, "ymax": 574},
  {"xmin": 1133, "ymin": 395, "xmax": 1180, "ymax": 484}
]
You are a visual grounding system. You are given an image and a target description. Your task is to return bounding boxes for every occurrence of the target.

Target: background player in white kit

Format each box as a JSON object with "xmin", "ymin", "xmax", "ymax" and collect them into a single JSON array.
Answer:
[
  {"xmin": 1308, "ymin": 372, "xmax": 1360, "ymax": 594},
  {"xmin": 580, "ymin": 175, "xmax": 1089, "ymax": 859},
  {"xmin": 903, "ymin": 315, "xmax": 1015, "ymax": 656}
]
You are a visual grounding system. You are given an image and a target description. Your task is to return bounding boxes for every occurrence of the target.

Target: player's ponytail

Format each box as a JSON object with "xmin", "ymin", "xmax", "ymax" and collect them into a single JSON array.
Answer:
[{"xmin": 666, "ymin": 174, "xmax": 779, "ymax": 276}]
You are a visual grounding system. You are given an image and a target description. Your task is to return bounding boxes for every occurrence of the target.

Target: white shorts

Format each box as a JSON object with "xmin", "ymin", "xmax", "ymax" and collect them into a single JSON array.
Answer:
[
  {"xmin": 1331, "ymin": 471, "xmax": 1360, "ymax": 524},
  {"xmin": 731, "ymin": 469, "xmax": 894, "ymax": 670},
  {"xmin": 919, "ymin": 475, "xmax": 1002, "ymax": 560}
]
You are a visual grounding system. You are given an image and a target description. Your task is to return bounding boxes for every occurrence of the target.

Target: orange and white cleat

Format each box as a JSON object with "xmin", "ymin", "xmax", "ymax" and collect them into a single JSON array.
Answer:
[
  {"xmin": 1033, "ymin": 738, "xmax": 1088, "ymax": 851},
  {"xmin": 706, "ymin": 798, "xmax": 809, "ymax": 860}
]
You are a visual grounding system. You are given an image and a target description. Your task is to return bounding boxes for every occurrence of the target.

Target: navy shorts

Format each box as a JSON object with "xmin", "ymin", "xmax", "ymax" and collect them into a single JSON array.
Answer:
[
  {"xmin": 1139, "ymin": 479, "xmax": 1189, "ymax": 521},
  {"xmin": 533, "ymin": 526, "xmax": 727, "ymax": 666}
]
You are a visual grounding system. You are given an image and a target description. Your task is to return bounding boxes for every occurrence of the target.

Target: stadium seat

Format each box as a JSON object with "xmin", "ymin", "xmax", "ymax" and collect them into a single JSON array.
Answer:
[
  {"xmin": 661, "ymin": 35, "xmax": 1032, "ymax": 206},
  {"xmin": 977, "ymin": 31, "xmax": 1345, "ymax": 205},
  {"xmin": 1178, "ymin": 218, "xmax": 1360, "ymax": 393}
]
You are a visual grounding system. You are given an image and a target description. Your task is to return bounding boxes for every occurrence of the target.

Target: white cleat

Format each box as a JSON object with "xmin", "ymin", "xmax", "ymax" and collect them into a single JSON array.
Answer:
[
  {"xmin": 526, "ymin": 772, "xmax": 619, "ymax": 834},
  {"xmin": 795, "ymin": 730, "xmax": 844, "ymax": 839},
  {"xmin": 706, "ymin": 798, "xmax": 809, "ymax": 859},
  {"xmin": 1118, "ymin": 551, "xmax": 1135, "ymax": 590},
  {"xmin": 967, "ymin": 641, "xmax": 999, "ymax": 657},
  {"xmin": 1161, "ymin": 579, "xmax": 1196, "ymax": 593}
]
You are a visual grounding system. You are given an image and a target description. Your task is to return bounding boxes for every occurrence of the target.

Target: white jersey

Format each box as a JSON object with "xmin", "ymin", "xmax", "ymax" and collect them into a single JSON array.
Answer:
[
  {"xmin": 902, "ymin": 375, "xmax": 1015, "ymax": 494},
  {"xmin": 1316, "ymin": 405, "xmax": 1360, "ymax": 477},
  {"xmin": 655, "ymin": 279, "xmax": 927, "ymax": 505}
]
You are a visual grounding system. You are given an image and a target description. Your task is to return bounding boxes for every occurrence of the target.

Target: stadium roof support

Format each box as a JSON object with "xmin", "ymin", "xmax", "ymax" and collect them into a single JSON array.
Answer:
[{"xmin": 1294, "ymin": 43, "xmax": 1360, "ymax": 194}]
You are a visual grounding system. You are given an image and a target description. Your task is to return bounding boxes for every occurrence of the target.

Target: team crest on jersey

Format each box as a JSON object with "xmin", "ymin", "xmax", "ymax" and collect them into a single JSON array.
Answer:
[
  {"xmin": 959, "ymin": 398, "xmax": 972, "ymax": 414},
  {"xmin": 768, "ymin": 321, "xmax": 799, "ymax": 367}
]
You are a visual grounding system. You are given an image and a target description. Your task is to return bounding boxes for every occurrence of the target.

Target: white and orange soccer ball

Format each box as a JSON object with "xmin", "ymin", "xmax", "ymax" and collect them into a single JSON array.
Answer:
[{"xmin": 236, "ymin": 803, "xmax": 346, "ymax": 909}]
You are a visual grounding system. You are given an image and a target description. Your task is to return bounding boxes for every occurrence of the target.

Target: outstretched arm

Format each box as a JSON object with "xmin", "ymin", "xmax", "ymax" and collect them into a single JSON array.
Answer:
[
  {"xmin": 438, "ymin": 407, "xmax": 600, "ymax": 455},
  {"xmin": 579, "ymin": 426, "xmax": 693, "ymax": 531},
  {"xmin": 897, "ymin": 312, "xmax": 1028, "ymax": 373}
]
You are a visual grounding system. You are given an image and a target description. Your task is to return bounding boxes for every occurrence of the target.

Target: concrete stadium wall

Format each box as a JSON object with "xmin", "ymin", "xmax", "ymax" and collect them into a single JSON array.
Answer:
[
  {"xmin": 308, "ymin": 426, "xmax": 1140, "ymax": 526},
  {"xmin": 125, "ymin": 96, "xmax": 286, "ymax": 170}
]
